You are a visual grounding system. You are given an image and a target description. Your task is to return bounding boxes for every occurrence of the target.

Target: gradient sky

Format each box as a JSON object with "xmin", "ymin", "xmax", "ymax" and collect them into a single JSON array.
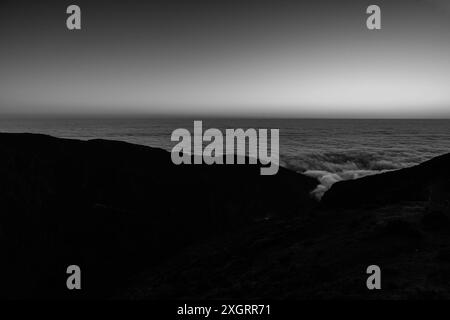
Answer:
[{"xmin": 0, "ymin": 0, "xmax": 449, "ymax": 117}]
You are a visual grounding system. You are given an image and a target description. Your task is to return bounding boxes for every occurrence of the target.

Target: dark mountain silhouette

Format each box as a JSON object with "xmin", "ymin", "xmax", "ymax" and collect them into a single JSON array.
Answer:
[
  {"xmin": 322, "ymin": 153, "xmax": 450, "ymax": 208},
  {"xmin": 0, "ymin": 133, "xmax": 317, "ymax": 299},
  {"xmin": 121, "ymin": 154, "xmax": 450, "ymax": 300},
  {"xmin": 1, "ymin": 133, "xmax": 450, "ymax": 299}
]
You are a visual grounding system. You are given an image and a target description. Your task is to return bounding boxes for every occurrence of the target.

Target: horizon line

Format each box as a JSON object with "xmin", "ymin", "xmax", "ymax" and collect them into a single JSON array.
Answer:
[{"xmin": 0, "ymin": 114, "xmax": 449, "ymax": 120}]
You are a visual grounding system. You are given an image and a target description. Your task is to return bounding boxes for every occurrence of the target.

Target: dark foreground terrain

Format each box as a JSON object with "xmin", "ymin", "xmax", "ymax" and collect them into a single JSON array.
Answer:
[{"xmin": 0, "ymin": 133, "xmax": 449, "ymax": 299}]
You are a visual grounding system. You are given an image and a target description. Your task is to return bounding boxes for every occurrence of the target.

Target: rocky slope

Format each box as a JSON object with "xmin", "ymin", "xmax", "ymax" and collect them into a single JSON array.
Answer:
[{"xmin": 123, "ymin": 200, "xmax": 450, "ymax": 299}]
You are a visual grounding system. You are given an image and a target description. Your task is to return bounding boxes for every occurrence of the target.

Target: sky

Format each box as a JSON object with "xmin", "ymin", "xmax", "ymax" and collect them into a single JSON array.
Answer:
[{"xmin": 0, "ymin": 0, "xmax": 449, "ymax": 118}]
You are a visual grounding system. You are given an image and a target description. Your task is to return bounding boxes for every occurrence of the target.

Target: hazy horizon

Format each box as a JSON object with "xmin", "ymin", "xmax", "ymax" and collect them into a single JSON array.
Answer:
[
  {"xmin": 1, "ymin": 112, "xmax": 450, "ymax": 120},
  {"xmin": 1, "ymin": 113, "xmax": 450, "ymax": 120}
]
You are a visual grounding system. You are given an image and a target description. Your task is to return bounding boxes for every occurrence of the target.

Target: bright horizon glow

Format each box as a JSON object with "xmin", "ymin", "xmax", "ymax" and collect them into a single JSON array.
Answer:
[{"xmin": 1, "ymin": 1, "xmax": 449, "ymax": 118}]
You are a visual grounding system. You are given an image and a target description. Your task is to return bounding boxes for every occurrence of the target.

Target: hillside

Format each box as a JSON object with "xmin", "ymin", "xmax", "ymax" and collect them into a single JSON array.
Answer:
[{"xmin": 0, "ymin": 133, "xmax": 317, "ymax": 299}]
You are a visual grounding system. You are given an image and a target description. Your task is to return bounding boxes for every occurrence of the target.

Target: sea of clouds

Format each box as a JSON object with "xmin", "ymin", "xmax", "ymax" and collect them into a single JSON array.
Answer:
[{"xmin": 280, "ymin": 149, "xmax": 435, "ymax": 199}]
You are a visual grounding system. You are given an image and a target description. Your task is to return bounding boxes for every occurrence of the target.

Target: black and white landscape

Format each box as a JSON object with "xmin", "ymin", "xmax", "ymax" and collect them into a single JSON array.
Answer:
[{"xmin": 0, "ymin": 0, "xmax": 450, "ymax": 300}]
